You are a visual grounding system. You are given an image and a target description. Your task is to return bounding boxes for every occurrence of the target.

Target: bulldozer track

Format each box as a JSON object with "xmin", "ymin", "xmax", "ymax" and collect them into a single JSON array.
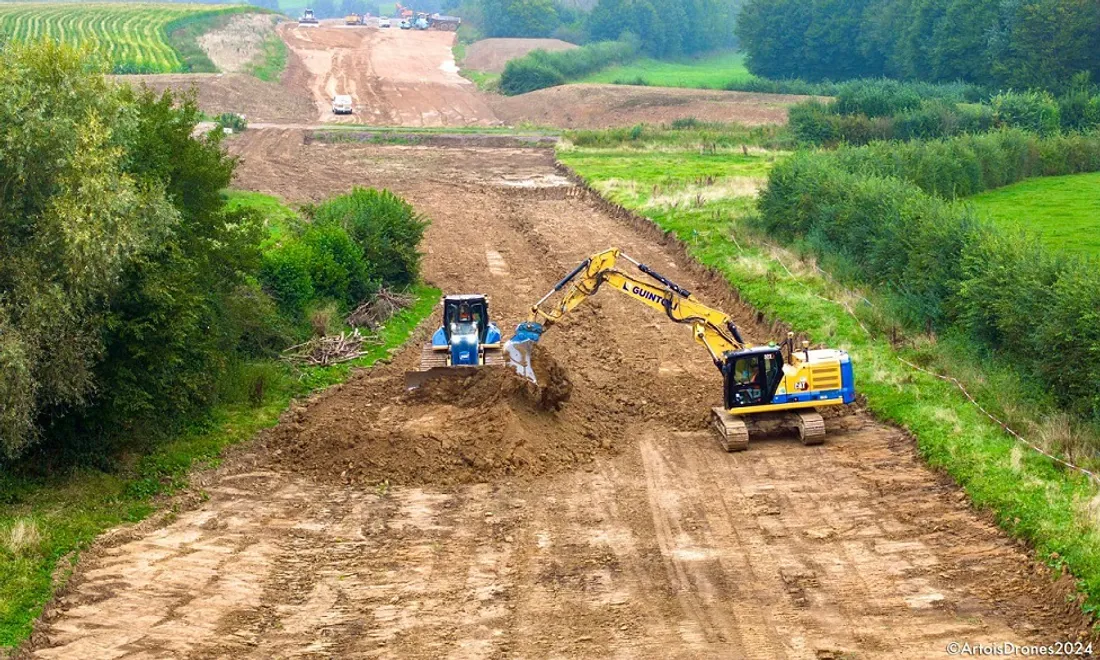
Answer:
[
  {"xmin": 418, "ymin": 343, "xmax": 448, "ymax": 370},
  {"xmin": 483, "ymin": 345, "xmax": 507, "ymax": 366}
]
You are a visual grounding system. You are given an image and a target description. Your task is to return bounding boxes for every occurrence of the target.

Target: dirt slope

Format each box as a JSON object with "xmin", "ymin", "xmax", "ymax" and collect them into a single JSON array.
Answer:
[
  {"xmin": 462, "ymin": 38, "xmax": 578, "ymax": 73},
  {"xmin": 492, "ymin": 83, "xmax": 810, "ymax": 128},
  {"xmin": 121, "ymin": 73, "xmax": 314, "ymax": 123},
  {"xmin": 198, "ymin": 13, "xmax": 282, "ymax": 73},
  {"xmin": 22, "ymin": 132, "xmax": 1089, "ymax": 659},
  {"xmin": 282, "ymin": 23, "xmax": 501, "ymax": 126}
]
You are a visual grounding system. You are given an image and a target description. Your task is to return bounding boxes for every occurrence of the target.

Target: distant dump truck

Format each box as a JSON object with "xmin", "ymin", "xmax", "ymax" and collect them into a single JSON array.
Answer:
[
  {"xmin": 345, "ymin": 13, "xmax": 364, "ymax": 25},
  {"xmin": 429, "ymin": 13, "xmax": 461, "ymax": 30}
]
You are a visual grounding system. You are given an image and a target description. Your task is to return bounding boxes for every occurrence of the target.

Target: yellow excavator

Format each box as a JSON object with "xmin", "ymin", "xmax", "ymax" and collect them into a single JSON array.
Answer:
[{"xmin": 505, "ymin": 248, "xmax": 856, "ymax": 451}]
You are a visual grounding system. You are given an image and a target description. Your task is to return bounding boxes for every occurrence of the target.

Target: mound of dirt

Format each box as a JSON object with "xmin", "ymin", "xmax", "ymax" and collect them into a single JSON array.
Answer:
[
  {"xmin": 258, "ymin": 346, "xmax": 612, "ymax": 487},
  {"xmin": 462, "ymin": 38, "xmax": 578, "ymax": 73},
  {"xmin": 490, "ymin": 83, "xmax": 813, "ymax": 128}
]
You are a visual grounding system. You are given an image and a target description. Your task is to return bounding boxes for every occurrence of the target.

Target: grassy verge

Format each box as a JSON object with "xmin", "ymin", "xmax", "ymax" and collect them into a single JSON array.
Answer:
[
  {"xmin": 0, "ymin": 191, "xmax": 440, "ymax": 651},
  {"xmin": 310, "ymin": 124, "xmax": 560, "ymax": 136},
  {"xmin": 165, "ymin": 6, "xmax": 269, "ymax": 73},
  {"xmin": 565, "ymin": 122, "xmax": 794, "ymax": 151},
  {"xmin": 461, "ymin": 69, "xmax": 501, "ymax": 93},
  {"xmin": 246, "ymin": 28, "xmax": 289, "ymax": 82},
  {"xmin": 559, "ymin": 143, "xmax": 1100, "ymax": 617},
  {"xmin": 968, "ymin": 172, "xmax": 1100, "ymax": 257},
  {"xmin": 578, "ymin": 51, "xmax": 752, "ymax": 89}
]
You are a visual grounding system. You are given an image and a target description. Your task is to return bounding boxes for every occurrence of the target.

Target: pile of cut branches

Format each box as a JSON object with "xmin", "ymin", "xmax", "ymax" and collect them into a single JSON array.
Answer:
[
  {"xmin": 282, "ymin": 329, "xmax": 379, "ymax": 366},
  {"xmin": 346, "ymin": 288, "xmax": 415, "ymax": 329}
]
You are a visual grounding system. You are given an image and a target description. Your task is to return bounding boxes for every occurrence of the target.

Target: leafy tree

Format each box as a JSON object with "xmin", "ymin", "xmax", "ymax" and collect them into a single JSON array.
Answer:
[
  {"xmin": 0, "ymin": 41, "xmax": 176, "ymax": 457},
  {"xmin": 73, "ymin": 88, "xmax": 266, "ymax": 443},
  {"xmin": 481, "ymin": 0, "xmax": 561, "ymax": 37},
  {"xmin": 991, "ymin": 0, "xmax": 1100, "ymax": 91},
  {"xmin": 929, "ymin": 0, "xmax": 998, "ymax": 84},
  {"xmin": 736, "ymin": 0, "xmax": 813, "ymax": 79}
]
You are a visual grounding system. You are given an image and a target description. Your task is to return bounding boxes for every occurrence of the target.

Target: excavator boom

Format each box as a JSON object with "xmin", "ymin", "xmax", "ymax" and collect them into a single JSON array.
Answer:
[{"xmin": 505, "ymin": 248, "xmax": 857, "ymax": 451}]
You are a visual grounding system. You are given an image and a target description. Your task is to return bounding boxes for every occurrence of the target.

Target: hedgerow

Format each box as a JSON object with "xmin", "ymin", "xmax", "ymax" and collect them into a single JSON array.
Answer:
[
  {"xmin": 500, "ymin": 38, "xmax": 638, "ymax": 95},
  {"xmin": 757, "ymin": 131, "xmax": 1100, "ymax": 419},
  {"xmin": 790, "ymin": 82, "xmax": 1100, "ymax": 146}
]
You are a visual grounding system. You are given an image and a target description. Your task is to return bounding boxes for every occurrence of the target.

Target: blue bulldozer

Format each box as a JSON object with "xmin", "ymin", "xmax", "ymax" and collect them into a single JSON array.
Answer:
[{"xmin": 405, "ymin": 294, "xmax": 507, "ymax": 388}]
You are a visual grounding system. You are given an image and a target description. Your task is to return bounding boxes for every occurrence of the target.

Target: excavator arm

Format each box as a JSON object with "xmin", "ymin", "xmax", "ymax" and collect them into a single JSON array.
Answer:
[{"xmin": 519, "ymin": 248, "xmax": 747, "ymax": 369}]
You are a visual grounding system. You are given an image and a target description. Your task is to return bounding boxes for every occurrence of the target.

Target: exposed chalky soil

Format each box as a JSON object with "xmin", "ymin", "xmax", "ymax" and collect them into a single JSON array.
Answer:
[{"xmin": 22, "ymin": 135, "xmax": 1090, "ymax": 659}]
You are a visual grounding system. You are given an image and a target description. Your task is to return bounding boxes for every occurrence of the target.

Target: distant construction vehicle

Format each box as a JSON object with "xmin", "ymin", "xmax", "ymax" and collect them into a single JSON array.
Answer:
[
  {"xmin": 344, "ymin": 12, "xmax": 364, "ymax": 25},
  {"xmin": 299, "ymin": 8, "xmax": 319, "ymax": 25},
  {"xmin": 428, "ymin": 13, "xmax": 461, "ymax": 30},
  {"xmin": 505, "ymin": 248, "xmax": 857, "ymax": 451}
]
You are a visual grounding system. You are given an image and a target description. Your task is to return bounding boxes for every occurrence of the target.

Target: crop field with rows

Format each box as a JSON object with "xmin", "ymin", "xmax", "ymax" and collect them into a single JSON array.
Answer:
[{"xmin": 0, "ymin": 3, "xmax": 250, "ymax": 73}]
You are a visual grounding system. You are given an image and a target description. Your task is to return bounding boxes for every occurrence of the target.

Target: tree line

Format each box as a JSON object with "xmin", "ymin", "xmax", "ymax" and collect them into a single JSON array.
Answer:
[
  {"xmin": 736, "ymin": 0, "xmax": 1100, "ymax": 91},
  {"xmin": 457, "ymin": 0, "xmax": 740, "ymax": 58},
  {"xmin": 0, "ymin": 40, "xmax": 426, "ymax": 462}
]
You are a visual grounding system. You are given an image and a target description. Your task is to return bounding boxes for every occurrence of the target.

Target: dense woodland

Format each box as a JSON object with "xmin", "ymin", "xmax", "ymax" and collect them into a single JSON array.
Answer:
[
  {"xmin": 736, "ymin": 0, "xmax": 1100, "ymax": 90},
  {"xmin": 454, "ymin": 0, "xmax": 740, "ymax": 57}
]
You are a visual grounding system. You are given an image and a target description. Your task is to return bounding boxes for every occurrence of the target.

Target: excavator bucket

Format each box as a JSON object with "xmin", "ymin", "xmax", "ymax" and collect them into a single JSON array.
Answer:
[{"xmin": 503, "ymin": 322, "xmax": 545, "ymax": 383}]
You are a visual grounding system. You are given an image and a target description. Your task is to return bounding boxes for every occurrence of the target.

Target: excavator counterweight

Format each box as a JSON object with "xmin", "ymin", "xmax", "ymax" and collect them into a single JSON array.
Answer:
[{"xmin": 505, "ymin": 248, "xmax": 856, "ymax": 450}]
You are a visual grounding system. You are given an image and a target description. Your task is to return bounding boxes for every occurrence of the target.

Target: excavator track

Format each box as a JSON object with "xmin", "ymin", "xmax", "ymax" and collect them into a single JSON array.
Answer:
[
  {"xmin": 711, "ymin": 407, "xmax": 749, "ymax": 452},
  {"xmin": 795, "ymin": 410, "xmax": 826, "ymax": 445}
]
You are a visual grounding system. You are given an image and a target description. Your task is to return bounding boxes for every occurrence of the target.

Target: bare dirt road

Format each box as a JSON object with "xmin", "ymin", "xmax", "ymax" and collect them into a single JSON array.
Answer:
[
  {"xmin": 22, "ymin": 132, "xmax": 1088, "ymax": 659},
  {"xmin": 122, "ymin": 23, "xmax": 809, "ymax": 129},
  {"xmin": 283, "ymin": 23, "xmax": 500, "ymax": 126}
]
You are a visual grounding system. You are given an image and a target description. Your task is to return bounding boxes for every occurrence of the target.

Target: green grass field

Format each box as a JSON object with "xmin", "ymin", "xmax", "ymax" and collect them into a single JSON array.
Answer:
[
  {"xmin": 0, "ymin": 3, "xmax": 260, "ymax": 73},
  {"xmin": 578, "ymin": 51, "xmax": 753, "ymax": 89},
  {"xmin": 559, "ymin": 141, "xmax": 1100, "ymax": 617},
  {"xmin": 0, "ymin": 191, "xmax": 439, "ymax": 652},
  {"xmin": 968, "ymin": 172, "xmax": 1100, "ymax": 256}
]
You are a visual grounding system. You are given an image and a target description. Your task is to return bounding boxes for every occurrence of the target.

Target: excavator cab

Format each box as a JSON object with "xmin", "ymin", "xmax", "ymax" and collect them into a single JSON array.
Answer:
[{"xmin": 722, "ymin": 348, "xmax": 785, "ymax": 409}]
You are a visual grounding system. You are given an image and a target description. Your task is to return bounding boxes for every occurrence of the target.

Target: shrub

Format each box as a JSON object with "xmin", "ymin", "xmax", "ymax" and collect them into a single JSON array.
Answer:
[
  {"xmin": 309, "ymin": 187, "xmax": 429, "ymax": 289},
  {"xmin": 260, "ymin": 241, "xmax": 316, "ymax": 319},
  {"xmin": 834, "ymin": 79, "xmax": 923, "ymax": 118},
  {"xmin": 991, "ymin": 91, "xmax": 1061, "ymax": 136},
  {"xmin": 500, "ymin": 59, "xmax": 565, "ymax": 95},
  {"xmin": 300, "ymin": 223, "xmax": 371, "ymax": 305},
  {"xmin": 1058, "ymin": 88, "xmax": 1100, "ymax": 132},
  {"xmin": 215, "ymin": 112, "xmax": 247, "ymax": 133},
  {"xmin": 500, "ymin": 38, "xmax": 638, "ymax": 95}
]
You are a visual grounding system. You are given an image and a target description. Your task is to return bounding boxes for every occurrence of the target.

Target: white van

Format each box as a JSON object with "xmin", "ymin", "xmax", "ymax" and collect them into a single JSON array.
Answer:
[{"xmin": 332, "ymin": 95, "xmax": 353, "ymax": 114}]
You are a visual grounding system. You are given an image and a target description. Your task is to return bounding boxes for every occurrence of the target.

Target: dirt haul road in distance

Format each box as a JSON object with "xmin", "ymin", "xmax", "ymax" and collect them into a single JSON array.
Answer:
[
  {"xmin": 282, "ymin": 22, "xmax": 499, "ymax": 126},
  {"xmin": 21, "ymin": 132, "xmax": 1090, "ymax": 659}
]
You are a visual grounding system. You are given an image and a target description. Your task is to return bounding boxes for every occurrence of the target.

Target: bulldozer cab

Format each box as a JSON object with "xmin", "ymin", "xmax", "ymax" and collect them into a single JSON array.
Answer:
[
  {"xmin": 722, "ymin": 347, "xmax": 784, "ymax": 409},
  {"xmin": 442, "ymin": 295, "xmax": 490, "ymax": 344}
]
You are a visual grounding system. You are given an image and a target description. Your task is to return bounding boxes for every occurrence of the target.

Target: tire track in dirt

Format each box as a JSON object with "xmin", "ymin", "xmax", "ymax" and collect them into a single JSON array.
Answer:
[
  {"xmin": 22, "ymin": 135, "xmax": 1092, "ymax": 659},
  {"xmin": 281, "ymin": 24, "xmax": 499, "ymax": 126}
]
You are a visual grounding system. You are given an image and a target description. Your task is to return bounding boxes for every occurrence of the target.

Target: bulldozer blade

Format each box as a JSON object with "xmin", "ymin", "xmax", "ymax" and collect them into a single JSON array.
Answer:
[
  {"xmin": 404, "ymin": 366, "xmax": 480, "ymax": 390},
  {"xmin": 503, "ymin": 339, "xmax": 538, "ymax": 384}
]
